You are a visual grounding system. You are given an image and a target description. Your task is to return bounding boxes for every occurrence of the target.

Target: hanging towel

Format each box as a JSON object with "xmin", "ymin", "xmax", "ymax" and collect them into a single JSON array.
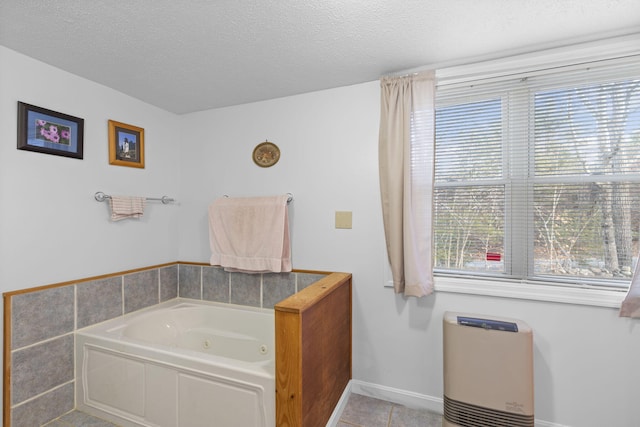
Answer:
[
  {"xmin": 109, "ymin": 196, "xmax": 146, "ymax": 221},
  {"xmin": 208, "ymin": 195, "xmax": 291, "ymax": 273}
]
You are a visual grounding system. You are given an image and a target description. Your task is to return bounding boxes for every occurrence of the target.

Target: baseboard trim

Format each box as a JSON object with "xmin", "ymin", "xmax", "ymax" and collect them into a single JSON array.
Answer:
[
  {"xmin": 326, "ymin": 379, "xmax": 443, "ymax": 426},
  {"xmin": 327, "ymin": 380, "xmax": 571, "ymax": 427},
  {"xmin": 325, "ymin": 381, "xmax": 354, "ymax": 427},
  {"xmin": 349, "ymin": 380, "xmax": 444, "ymax": 413},
  {"xmin": 535, "ymin": 422, "xmax": 569, "ymax": 427}
]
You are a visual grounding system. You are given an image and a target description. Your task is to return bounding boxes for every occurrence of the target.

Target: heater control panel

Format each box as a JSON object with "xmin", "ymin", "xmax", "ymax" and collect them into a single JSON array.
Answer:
[{"xmin": 457, "ymin": 316, "xmax": 519, "ymax": 332}]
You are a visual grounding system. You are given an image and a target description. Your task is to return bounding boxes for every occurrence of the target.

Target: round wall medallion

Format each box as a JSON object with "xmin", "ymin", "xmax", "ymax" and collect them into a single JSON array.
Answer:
[{"xmin": 252, "ymin": 141, "xmax": 280, "ymax": 167}]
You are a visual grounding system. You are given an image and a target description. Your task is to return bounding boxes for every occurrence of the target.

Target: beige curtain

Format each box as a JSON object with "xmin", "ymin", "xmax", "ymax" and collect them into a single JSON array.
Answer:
[
  {"xmin": 379, "ymin": 71, "xmax": 435, "ymax": 297},
  {"xmin": 620, "ymin": 261, "xmax": 640, "ymax": 317}
]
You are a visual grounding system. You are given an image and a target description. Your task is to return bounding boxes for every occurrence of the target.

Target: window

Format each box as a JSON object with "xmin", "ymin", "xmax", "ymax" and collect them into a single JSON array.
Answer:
[{"xmin": 433, "ymin": 59, "xmax": 640, "ymax": 288}]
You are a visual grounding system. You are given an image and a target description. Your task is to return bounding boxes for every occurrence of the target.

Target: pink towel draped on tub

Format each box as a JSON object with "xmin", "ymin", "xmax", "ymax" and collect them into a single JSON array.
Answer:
[
  {"xmin": 208, "ymin": 195, "xmax": 292, "ymax": 273},
  {"xmin": 109, "ymin": 196, "xmax": 146, "ymax": 221}
]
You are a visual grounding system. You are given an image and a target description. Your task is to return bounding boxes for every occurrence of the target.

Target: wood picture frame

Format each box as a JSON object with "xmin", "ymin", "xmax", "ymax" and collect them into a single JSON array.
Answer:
[
  {"xmin": 108, "ymin": 120, "xmax": 145, "ymax": 168},
  {"xmin": 17, "ymin": 101, "xmax": 84, "ymax": 159}
]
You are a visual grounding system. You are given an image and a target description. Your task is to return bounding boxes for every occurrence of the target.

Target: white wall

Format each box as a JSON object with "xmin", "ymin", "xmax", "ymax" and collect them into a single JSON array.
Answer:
[
  {"xmin": 0, "ymin": 46, "xmax": 181, "ymax": 292},
  {"xmin": 2, "ymin": 44, "xmax": 639, "ymax": 427},
  {"xmin": 178, "ymin": 82, "xmax": 640, "ymax": 427}
]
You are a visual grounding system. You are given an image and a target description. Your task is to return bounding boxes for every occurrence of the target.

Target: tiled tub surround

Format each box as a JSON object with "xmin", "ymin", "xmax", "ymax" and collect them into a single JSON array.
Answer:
[{"xmin": 4, "ymin": 263, "xmax": 327, "ymax": 427}]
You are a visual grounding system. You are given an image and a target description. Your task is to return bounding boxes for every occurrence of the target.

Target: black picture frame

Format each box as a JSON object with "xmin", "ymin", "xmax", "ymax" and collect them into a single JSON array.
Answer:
[{"xmin": 17, "ymin": 101, "xmax": 84, "ymax": 159}]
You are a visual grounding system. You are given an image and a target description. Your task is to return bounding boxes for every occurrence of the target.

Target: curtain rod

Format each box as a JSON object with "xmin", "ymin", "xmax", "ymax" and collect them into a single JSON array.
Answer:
[{"xmin": 384, "ymin": 32, "xmax": 640, "ymax": 84}]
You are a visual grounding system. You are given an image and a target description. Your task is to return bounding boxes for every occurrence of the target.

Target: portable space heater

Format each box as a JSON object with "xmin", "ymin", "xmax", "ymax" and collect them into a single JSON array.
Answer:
[{"xmin": 443, "ymin": 312, "xmax": 534, "ymax": 427}]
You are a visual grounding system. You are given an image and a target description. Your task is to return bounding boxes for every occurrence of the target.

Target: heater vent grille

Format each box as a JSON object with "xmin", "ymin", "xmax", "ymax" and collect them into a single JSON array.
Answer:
[{"xmin": 444, "ymin": 395, "xmax": 534, "ymax": 427}]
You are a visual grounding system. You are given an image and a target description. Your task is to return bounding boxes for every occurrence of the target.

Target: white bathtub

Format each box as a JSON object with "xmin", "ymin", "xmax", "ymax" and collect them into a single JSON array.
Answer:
[{"xmin": 75, "ymin": 299, "xmax": 275, "ymax": 427}]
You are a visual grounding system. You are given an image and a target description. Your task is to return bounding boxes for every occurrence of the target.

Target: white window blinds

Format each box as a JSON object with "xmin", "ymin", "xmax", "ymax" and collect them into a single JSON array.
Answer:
[{"xmin": 433, "ymin": 57, "xmax": 640, "ymax": 287}]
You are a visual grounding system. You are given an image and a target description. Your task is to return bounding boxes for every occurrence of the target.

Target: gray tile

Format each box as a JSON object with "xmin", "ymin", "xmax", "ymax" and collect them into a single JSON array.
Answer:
[
  {"xmin": 160, "ymin": 264, "xmax": 178, "ymax": 301},
  {"xmin": 124, "ymin": 269, "xmax": 159, "ymax": 314},
  {"xmin": 77, "ymin": 277, "xmax": 123, "ymax": 329},
  {"xmin": 297, "ymin": 272, "xmax": 328, "ymax": 291},
  {"xmin": 340, "ymin": 394, "xmax": 393, "ymax": 427},
  {"xmin": 229, "ymin": 272, "xmax": 261, "ymax": 307},
  {"xmin": 389, "ymin": 405, "xmax": 442, "ymax": 427},
  {"xmin": 179, "ymin": 264, "xmax": 202, "ymax": 299},
  {"xmin": 263, "ymin": 272, "xmax": 295, "ymax": 308},
  {"xmin": 42, "ymin": 420, "xmax": 67, "ymax": 427},
  {"xmin": 11, "ymin": 335, "xmax": 74, "ymax": 404},
  {"xmin": 11, "ymin": 381, "xmax": 74, "ymax": 427},
  {"xmin": 11, "ymin": 286, "xmax": 74, "ymax": 349},
  {"xmin": 203, "ymin": 266, "xmax": 230, "ymax": 303},
  {"xmin": 56, "ymin": 410, "xmax": 119, "ymax": 426}
]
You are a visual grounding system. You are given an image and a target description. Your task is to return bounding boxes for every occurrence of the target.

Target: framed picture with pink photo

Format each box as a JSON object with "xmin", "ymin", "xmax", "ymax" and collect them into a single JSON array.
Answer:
[{"xmin": 17, "ymin": 101, "xmax": 84, "ymax": 159}]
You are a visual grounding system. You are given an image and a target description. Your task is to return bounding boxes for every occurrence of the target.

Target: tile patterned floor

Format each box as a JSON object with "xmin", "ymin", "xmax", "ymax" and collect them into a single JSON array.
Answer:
[
  {"xmin": 43, "ymin": 410, "xmax": 119, "ymax": 426},
  {"xmin": 338, "ymin": 393, "xmax": 442, "ymax": 427},
  {"xmin": 42, "ymin": 393, "xmax": 442, "ymax": 426}
]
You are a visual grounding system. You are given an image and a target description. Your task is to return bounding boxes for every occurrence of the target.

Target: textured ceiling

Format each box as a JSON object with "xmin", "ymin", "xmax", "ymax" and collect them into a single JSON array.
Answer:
[{"xmin": 1, "ymin": 1, "xmax": 639, "ymax": 114}]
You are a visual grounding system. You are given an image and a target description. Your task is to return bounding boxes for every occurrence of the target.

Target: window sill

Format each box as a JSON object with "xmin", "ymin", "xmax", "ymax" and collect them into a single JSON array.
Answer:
[{"xmin": 433, "ymin": 275, "xmax": 626, "ymax": 309}]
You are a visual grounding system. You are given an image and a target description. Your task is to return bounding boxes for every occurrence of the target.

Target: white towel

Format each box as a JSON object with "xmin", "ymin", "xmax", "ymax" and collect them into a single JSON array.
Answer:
[
  {"xmin": 208, "ymin": 195, "xmax": 291, "ymax": 273},
  {"xmin": 109, "ymin": 196, "xmax": 146, "ymax": 221}
]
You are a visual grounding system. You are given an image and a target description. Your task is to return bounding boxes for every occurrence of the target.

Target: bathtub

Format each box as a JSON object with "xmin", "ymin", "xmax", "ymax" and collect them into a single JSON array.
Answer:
[{"xmin": 75, "ymin": 299, "xmax": 275, "ymax": 427}]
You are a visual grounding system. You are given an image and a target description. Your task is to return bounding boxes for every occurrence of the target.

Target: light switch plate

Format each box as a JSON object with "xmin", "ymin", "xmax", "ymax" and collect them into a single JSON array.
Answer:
[{"xmin": 335, "ymin": 211, "xmax": 352, "ymax": 229}]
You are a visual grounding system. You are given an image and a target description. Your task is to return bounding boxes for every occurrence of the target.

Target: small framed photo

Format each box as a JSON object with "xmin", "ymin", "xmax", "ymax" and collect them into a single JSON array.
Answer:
[
  {"xmin": 108, "ymin": 120, "xmax": 145, "ymax": 168},
  {"xmin": 17, "ymin": 102, "xmax": 84, "ymax": 159}
]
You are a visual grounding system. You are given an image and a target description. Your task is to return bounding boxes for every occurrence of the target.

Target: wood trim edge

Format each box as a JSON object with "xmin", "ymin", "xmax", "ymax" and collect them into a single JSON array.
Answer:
[
  {"xmin": 3, "ymin": 293, "xmax": 11, "ymax": 427},
  {"xmin": 274, "ymin": 272, "xmax": 352, "ymax": 314}
]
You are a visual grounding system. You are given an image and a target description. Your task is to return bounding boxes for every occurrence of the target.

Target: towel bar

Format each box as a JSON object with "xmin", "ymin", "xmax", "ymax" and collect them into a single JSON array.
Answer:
[
  {"xmin": 223, "ymin": 193, "xmax": 293, "ymax": 204},
  {"xmin": 94, "ymin": 191, "xmax": 175, "ymax": 204}
]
